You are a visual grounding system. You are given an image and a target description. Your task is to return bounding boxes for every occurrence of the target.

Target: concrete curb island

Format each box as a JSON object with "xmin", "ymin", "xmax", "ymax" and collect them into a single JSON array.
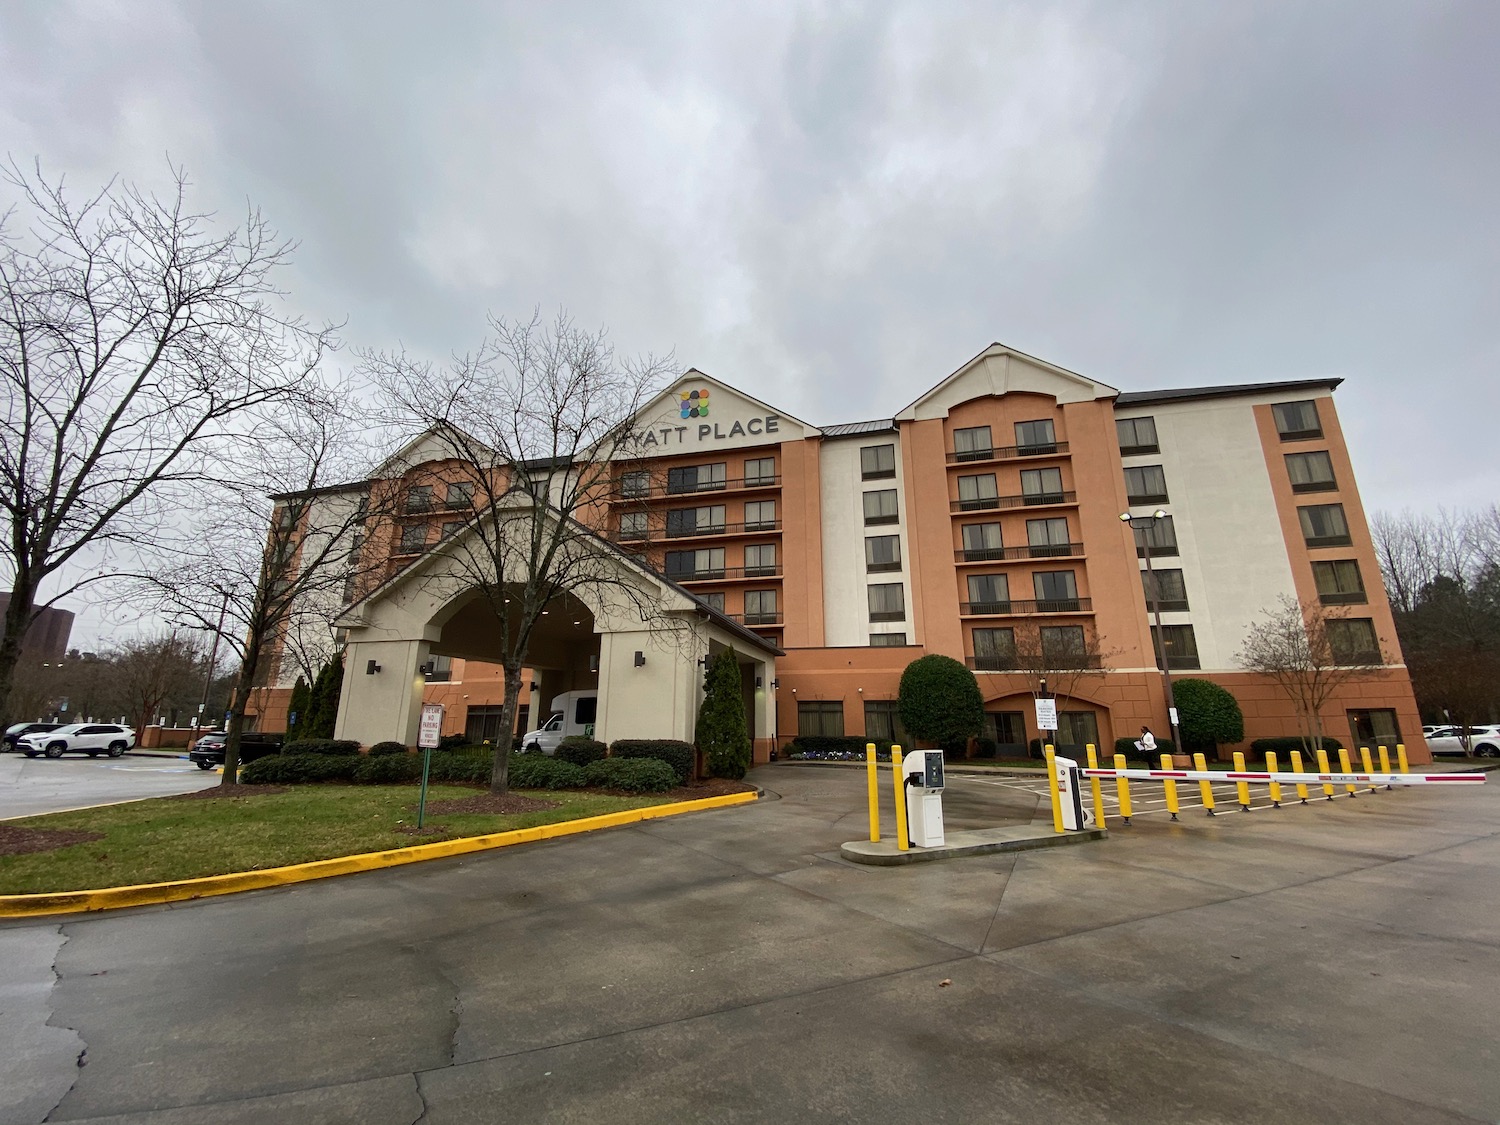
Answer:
[{"xmin": 0, "ymin": 790, "xmax": 760, "ymax": 919}]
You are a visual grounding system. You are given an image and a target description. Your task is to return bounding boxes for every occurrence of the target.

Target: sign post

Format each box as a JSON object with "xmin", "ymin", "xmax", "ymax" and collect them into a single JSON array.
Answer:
[{"xmin": 417, "ymin": 703, "xmax": 445, "ymax": 828}]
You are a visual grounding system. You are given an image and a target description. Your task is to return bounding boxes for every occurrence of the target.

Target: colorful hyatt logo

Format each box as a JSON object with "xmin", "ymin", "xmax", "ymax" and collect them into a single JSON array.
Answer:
[{"xmin": 679, "ymin": 388, "xmax": 709, "ymax": 419}]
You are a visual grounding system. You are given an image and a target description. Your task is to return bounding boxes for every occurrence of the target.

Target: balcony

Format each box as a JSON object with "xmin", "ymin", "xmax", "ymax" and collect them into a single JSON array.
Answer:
[
  {"xmin": 616, "ymin": 519, "xmax": 783, "ymax": 543},
  {"xmin": 670, "ymin": 566, "xmax": 783, "ymax": 583},
  {"xmin": 731, "ymin": 612, "xmax": 784, "ymax": 626},
  {"xmin": 1118, "ymin": 441, "xmax": 1159, "ymax": 457},
  {"xmin": 613, "ymin": 475, "xmax": 780, "ymax": 501},
  {"xmin": 960, "ymin": 598, "xmax": 1091, "ymax": 616},
  {"xmin": 967, "ymin": 654, "xmax": 1100, "ymax": 672},
  {"xmin": 946, "ymin": 441, "xmax": 1069, "ymax": 465},
  {"xmin": 954, "ymin": 543, "xmax": 1083, "ymax": 563},
  {"xmin": 950, "ymin": 491, "xmax": 1075, "ymax": 513}
]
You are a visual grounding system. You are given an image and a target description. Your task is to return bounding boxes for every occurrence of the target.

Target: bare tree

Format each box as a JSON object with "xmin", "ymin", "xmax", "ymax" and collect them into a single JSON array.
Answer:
[
  {"xmin": 365, "ymin": 310, "xmax": 674, "ymax": 793},
  {"xmin": 0, "ymin": 160, "xmax": 332, "ymax": 734},
  {"xmin": 110, "ymin": 632, "xmax": 205, "ymax": 733},
  {"xmin": 128, "ymin": 391, "xmax": 389, "ymax": 784},
  {"xmin": 1236, "ymin": 595, "xmax": 1382, "ymax": 756}
]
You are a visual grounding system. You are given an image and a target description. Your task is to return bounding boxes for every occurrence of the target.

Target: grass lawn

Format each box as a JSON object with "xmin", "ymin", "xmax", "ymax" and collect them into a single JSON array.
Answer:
[{"xmin": 0, "ymin": 785, "xmax": 676, "ymax": 896}]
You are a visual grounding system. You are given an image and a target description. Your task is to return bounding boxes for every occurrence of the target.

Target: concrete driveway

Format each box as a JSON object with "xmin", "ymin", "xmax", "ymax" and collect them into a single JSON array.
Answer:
[
  {"xmin": 0, "ymin": 751, "xmax": 219, "ymax": 821},
  {"xmin": 1, "ymin": 762, "xmax": 1496, "ymax": 1124}
]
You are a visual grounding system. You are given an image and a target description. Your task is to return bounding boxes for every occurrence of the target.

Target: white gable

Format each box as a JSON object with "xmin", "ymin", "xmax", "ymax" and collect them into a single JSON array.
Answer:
[
  {"xmin": 896, "ymin": 344, "xmax": 1118, "ymax": 420},
  {"xmin": 617, "ymin": 370, "xmax": 815, "ymax": 458}
]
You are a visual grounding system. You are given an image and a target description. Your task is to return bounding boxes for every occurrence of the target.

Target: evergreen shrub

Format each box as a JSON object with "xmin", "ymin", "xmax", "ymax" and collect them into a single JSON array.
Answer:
[
  {"xmin": 368, "ymin": 740, "xmax": 409, "ymax": 757},
  {"xmin": 610, "ymin": 739, "xmax": 694, "ymax": 783},
  {"xmin": 583, "ymin": 757, "xmax": 676, "ymax": 792},
  {"xmin": 555, "ymin": 737, "xmax": 608, "ymax": 766},
  {"xmin": 508, "ymin": 755, "xmax": 584, "ymax": 790}
]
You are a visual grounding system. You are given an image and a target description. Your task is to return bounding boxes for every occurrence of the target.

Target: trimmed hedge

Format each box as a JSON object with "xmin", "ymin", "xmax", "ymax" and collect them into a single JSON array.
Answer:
[
  {"xmin": 788, "ymin": 735, "xmax": 866, "ymax": 755},
  {"xmin": 427, "ymin": 751, "xmax": 493, "ymax": 784},
  {"xmin": 1249, "ymin": 736, "xmax": 1344, "ymax": 756},
  {"xmin": 368, "ymin": 740, "xmax": 409, "ymax": 757},
  {"xmin": 555, "ymin": 737, "xmax": 608, "ymax": 767},
  {"xmin": 508, "ymin": 755, "xmax": 585, "ymax": 790},
  {"xmin": 610, "ymin": 739, "xmax": 694, "ymax": 784},
  {"xmin": 1114, "ymin": 737, "xmax": 1178, "ymax": 759},
  {"xmin": 241, "ymin": 753, "xmax": 360, "ymax": 784},
  {"xmin": 352, "ymin": 753, "xmax": 424, "ymax": 784},
  {"xmin": 583, "ymin": 757, "xmax": 677, "ymax": 793},
  {"xmin": 282, "ymin": 739, "xmax": 361, "ymax": 757}
]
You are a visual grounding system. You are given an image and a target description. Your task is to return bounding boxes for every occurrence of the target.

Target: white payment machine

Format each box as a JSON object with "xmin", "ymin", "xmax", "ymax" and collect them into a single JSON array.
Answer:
[
  {"xmin": 901, "ymin": 750, "xmax": 947, "ymax": 847},
  {"xmin": 1051, "ymin": 754, "xmax": 1095, "ymax": 831}
]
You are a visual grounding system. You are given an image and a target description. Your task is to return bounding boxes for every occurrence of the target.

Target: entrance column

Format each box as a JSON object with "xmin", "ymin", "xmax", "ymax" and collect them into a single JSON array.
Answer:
[{"xmin": 335, "ymin": 638, "xmax": 431, "ymax": 747}]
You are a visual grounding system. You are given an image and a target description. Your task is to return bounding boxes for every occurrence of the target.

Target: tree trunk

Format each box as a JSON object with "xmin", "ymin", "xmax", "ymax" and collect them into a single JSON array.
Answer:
[
  {"xmin": 490, "ymin": 663, "xmax": 524, "ymax": 794},
  {"xmin": 221, "ymin": 634, "xmax": 264, "ymax": 787},
  {"xmin": 0, "ymin": 579, "xmax": 38, "ymax": 732}
]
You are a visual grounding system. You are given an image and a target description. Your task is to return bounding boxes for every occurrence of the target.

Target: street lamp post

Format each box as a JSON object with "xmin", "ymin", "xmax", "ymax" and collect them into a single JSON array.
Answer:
[{"xmin": 1121, "ymin": 509, "xmax": 1181, "ymax": 756}]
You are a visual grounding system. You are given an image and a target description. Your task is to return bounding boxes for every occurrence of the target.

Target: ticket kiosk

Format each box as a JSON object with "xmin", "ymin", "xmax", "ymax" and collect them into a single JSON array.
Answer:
[
  {"xmin": 1052, "ymin": 754, "xmax": 1094, "ymax": 830},
  {"xmin": 901, "ymin": 750, "xmax": 947, "ymax": 847}
]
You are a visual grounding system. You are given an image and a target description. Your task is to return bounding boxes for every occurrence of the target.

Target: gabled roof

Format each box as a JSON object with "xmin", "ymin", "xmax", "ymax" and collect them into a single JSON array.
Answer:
[
  {"xmin": 1115, "ymin": 378, "xmax": 1344, "ymax": 407},
  {"xmin": 894, "ymin": 342, "xmax": 1119, "ymax": 419},
  {"xmin": 634, "ymin": 368, "xmax": 816, "ymax": 433}
]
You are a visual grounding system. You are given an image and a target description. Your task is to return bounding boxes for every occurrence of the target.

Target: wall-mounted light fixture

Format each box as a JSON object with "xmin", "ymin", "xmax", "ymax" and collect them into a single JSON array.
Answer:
[
  {"xmin": 771, "ymin": 679, "xmax": 779, "ymax": 689},
  {"xmin": 589, "ymin": 654, "xmax": 599, "ymax": 672},
  {"xmin": 755, "ymin": 676, "xmax": 763, "ymax": 689},
  {"xmin": 419, "ymin": 661, "xmax": 435, "ymax": 676},
  {"xmin": 365, "ymin": 660, "xmax": 381, "ymax": 675},
  {"xmin": 634, "ymin": 651, "xmax": 646, "ymax": 667}
]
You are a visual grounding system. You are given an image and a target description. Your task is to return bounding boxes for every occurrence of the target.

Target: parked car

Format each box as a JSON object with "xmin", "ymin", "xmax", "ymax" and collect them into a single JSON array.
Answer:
[
  {"xmin": 187, "ymin": 731, "xmax": 283, "ymax": 770},
  {"xmin": 3, "ymin": 721, "xmax": 63, "ymax": 750},
  {"xmin": 16, "ymin": 723, "xmax": 135, "ymax": 758},
  {"xmin": 1426, "ymin": 725, "xmax": 1500, "ymax": 757},
  {"xmin": 518, "ymin": 690, "xmax": 598, "ymax": 755}
]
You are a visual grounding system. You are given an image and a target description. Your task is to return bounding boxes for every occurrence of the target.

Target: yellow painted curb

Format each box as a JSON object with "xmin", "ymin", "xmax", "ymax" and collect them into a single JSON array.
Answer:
[{"xmin": 0, "ymin": 790, "xmax": 760, "ymax": 919}]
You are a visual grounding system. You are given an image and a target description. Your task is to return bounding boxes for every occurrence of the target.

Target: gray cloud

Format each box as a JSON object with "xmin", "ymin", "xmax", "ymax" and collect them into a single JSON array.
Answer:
[{"xmin": 3, "ymin": 0, "xmax": 1496, "ymax": 642}]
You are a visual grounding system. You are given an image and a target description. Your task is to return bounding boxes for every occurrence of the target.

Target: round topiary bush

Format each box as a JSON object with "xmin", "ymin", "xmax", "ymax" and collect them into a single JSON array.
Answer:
[
  {"xmin": 555, "ymin": 736, "xmax": 607, "ymax": 766},
  {"xmin": 898, "ymin": 655, "xmax": 984, "ymax": 757},
  {"xmin": 583, "ymin": 757, "xmax": 676, "ymax": 793},
  {"xmin": 1173, "ymin": 678, "xmax": 1245, "ymax": 750},
  {"xmin": 368, "ymin": 740, "xmax": 410, "ymax": 757}
]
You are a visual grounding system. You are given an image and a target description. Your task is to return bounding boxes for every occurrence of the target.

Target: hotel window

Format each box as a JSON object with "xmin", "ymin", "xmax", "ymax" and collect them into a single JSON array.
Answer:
[
  {"xmin": 744, "ymin": 457, "xmax": 776, "ymax": 486},
  {"xmin": 1142, "ymin": 568, "xmax": 1189, "ymax": 611},
  {"xmin": 744, "ymin": 543, "xmax": 777, "ymax": 577},
  {"xmin": 868, "ymin": 583, "xmax": 906, "ymax": 622},
  {"xmin": 1040, "ymin": 625, "xmax": 1087, "ymax": 661},
  {"xmin": 870, "ymin": 632, "xmax": 907, "ymax": 647},
  {"xmin": 1123, "ymin": 465, "xmax": 1169, "ymax": 504},
  {"xmin": 398, "ymin": 524, "xmax": 428, "ymax": 553},
  {"xmin": 441, "ymin": 520, "xmax": 465, "ymax": 540},
  {"xmin": 966, "ymin": 574, "xmax": 1010, "ymax": 613},
  {"xmin": 1313, "ymin": 559, "xmax": 1366, "ymax": 604},
  {"xmin": 952, "ymin": 426, "xmax": 993, "ymax": 461},
  {"xmin": 961, "ymin": 522, "xmax": 1004, "ymax": 560},
  {"xmin": 985, "ymin": 711, "xmax": 1027, "ymax": 748},
  {"xmin": 1057, "ymin": 711, "xmax": 1100, "ymax": 749},
  {"xmin": 619, "ymin": 511, "xmax": 649, "ymax": 540},
  {"xmin": 864, "ymin": 700, "xmax": 906, "ymax": 743},
  {"xmin": 1273, "ymin": 400, "xmax": 1322, "ymax": 440},
  {"xmin": 404, "ymin": 485, "xmax": 433, "ymax": 514},
  {"xmin": 666, "ymin": 505, "xmax": 726, "ymax": 537},
  {"xmin": 957, "ymin": 473, "xmax": 999, "ymax": 510},
  {"xmin": 1116, "ymin": 416, "xmax": 1159, "ymax": 455},
  {"xmin": 1298, "ymin": 503, "xmax": 1351, "ymax": 547},
  {"xmin": 860, "ymin": 444, "xmax": 897, "ymax": 480},
  {"xmin": 1328, "ymin": 618, "xmax": 1380, "ymax": 665},
  {"xmin": 744, "ymin": 500, "xmax": 777, "ymax": 531},
  {"xmin": 1034, "ymin": 570, "xmax": 1079, "ymax": 610},
  {"xmin": 1026, "ymin": 517, "xmax": 1072, "ymax": 557},
  {"xmin": 972, "ymin": 627, "xmax": 1017, "ymax": 670},
  {"xmin": 620, "ymin": 470, "xmax": 650, "ymax": 498},
  {"xmin": 1014, "ymin": 419, "xmax": 1057, "ymax": 454},
  {"xmin": 1348, "ymin": 708, "xmax": 1400, "ymax": 748},
  {"xmin": 1133, "ymin": 515, "xmax": 1178, "ymax": 557},
  {"xmin": 864, "ymin": 489, "xmax": 899, "ymax": 525},
  {"xmin": 668, "ymin": 462, "xmax": 726, "ymax": 494},
  {"xmin": 798, "ymin": 700, "xmax": 844, "ymax": 737},
  {"xmin": 1020, "ymin": 467, "xmax": 1065, "ymax": 504},
  {"xmin": 1286, "ymin": 451, "xmax": 1337, "ymax": 492},
  {"xmin": 744, "ymin": 588, "xmax": 779, "ymax": 624},
  {"xmin": 1150, "ymin": 624, "xmax": 1200, "ymax": 669},
  {"xmin": 702, "ymin": 592, "xmax": 725, "ymax": 612},
  {"xmin": 665, "ymin": 548, "xmax": 725, "ymax": 580},
  {"xmin": 865, "ymin": 535, "xmax": 902, "ymax": 573},
  {"xmin": 444, "ymin": 481, "xmax": 474, "ymax": 509}
]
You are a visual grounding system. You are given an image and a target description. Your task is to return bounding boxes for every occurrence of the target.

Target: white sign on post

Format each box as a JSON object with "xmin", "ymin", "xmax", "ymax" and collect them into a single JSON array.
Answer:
[
  {"xmin": 418, "ymin": 703, "xmax": 445, "ymax": 749},
  {"xmin": 1035, "ymin": 698, "xmax": 1058, "ymax": 731}
]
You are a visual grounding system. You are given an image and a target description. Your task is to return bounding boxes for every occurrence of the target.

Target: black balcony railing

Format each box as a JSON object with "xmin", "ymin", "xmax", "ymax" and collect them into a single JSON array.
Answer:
[
  {"xmin": 950, "ymin": 491, "xmax": 1075, "ymax": 513},
  {"xmin": 671, "ymin": 566, "xmax": 783, "ymax": 583},
  {"xmin": 954, "ymin": 543, "xmax": 1083, "ymax": 563},
  {"xmin": 614, "ymin": 519, "xmax": 782, "ymax": 542},
  {"xmin": 612, "ymin": 475, "xmax": 780, "ymax": 500},
  {"xmin": 1125, "ymin": 491, "xmax": 1170, "ymax": 505},
  {"xmin": 960, "ymin": 598, "xmax": 1090, "ymax": 616},
  {"xmin": 1291, "ymin": 480, "xmax": 1338, "ymax": 493},
  {"xmin": 1318, "ymin": 590, "xmax": 1368, "ymax": 605},
  {"xmin": 868, "ymin": 610, "xmax": 907, "ymax": 623},
  {"xmin": 1136, "ymin": 544, "xmax": 1179, "ymax": 558},
  {"xmin": 967, "ymin": 654, "xmax": 1101, "ymax": 672},
  {"xmin": 1303, "ymin": 534, "xmax": 1352, "ymax": 549},
  {"xmin": 1146, "ymin": 598, "xmax": 1191, "ymax": 612},
  {"xmin": 732, "ymin": 612, "xmax": 784, "ymax": 626},
  {"xmin": 946, "ymin": 441, "xmax": 1069, "ymax": 464},
  {"xmin": 1118, "ymin": 442, "xmax": 1160, "ymax": 456}
]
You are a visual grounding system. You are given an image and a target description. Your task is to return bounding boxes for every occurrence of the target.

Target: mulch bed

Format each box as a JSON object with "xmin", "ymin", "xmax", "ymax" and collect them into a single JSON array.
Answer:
[
  {"xmin": 421, "ymin": 793, "xmax": 559, "ymax": 816},
  {"xmin": 0, "ymin": 825, "xmax": 105, "ymax": 857},
  {"xmin": 166, "ymin": 784, "xmax": 291, "ymax": 800}
]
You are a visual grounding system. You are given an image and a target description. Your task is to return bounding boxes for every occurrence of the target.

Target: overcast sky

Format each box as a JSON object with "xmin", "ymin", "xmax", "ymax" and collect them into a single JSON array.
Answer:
[{"xmin": 3, "ymin": 1, "xmax": 1497, "ymax": 646}]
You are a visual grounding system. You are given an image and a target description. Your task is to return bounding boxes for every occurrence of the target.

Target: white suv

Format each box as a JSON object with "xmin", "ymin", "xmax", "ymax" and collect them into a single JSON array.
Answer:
[
  {"xmin": 17, "ymin": 723, "xmax": 135, "ymax": 759},
  {"xmin": 1426, "ymin": 725, "xmax": 1500, "ymax": 758}
]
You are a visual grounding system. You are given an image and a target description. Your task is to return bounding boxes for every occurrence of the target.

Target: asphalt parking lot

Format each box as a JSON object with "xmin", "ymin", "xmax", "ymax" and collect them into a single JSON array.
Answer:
[
  {"xmin": 0, "ymin": 751, "xmax": 218, "ymax": 820},
  {"xmin": 1, "ymin": 761, "xmax": 1496, "ymax": 1124}
]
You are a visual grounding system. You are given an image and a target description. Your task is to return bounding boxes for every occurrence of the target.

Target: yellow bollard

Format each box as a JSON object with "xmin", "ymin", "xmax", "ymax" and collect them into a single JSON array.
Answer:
[
  {"xmin": 892, "ymin": 746, "xmax": 909, "ymax": 851},
  {"xmin": 1233, "ymin": 751, "xmax": 1252, "ymax": 811},
  {"xmin": 1397, "ymin": 743, "xmax": 1409, "ymax": 774},
  {"xmin": 1338, "ymin": 747, "xmax": 1358, "ymax": 796},
  {"xmin": 1160, "ymin": 753, "xmax": 1180, "ymax": 820},
  {"xmin": 866, "ymin": 744, "xmax": 880, "ymax": 842},
  {"xmin": 1266, "ymin": 751, "xmax": 1282, "ymax": 808},
  {"xmin": 1086, "ymin": 744, "xmax": 1107, "ymax": 830},
  {"xmin": 1193, "ymin": 752, "xmax": 1217, "ymax": 815},
  {"xmin": 1378, "ymin": 745, "xmax": 1392, "ymax": 789},
  {"xmin": 1290, "ymin": 749, "xmax": 1310, "ymax": 803},
  {"xmin": 1315, "ymin": 748, "xmax": 1336, "ymax": 799},
  {"xmin": 1359, "ymin": 746, "xmax": 1377, "ymax": 793},
  {"xmin": 1112, "ymin": 753, "xmax": 1134, "ymax": 823},
  {"xmin": 1044, "ymin": 746, "xmax": 1065, "ymax": 834}
]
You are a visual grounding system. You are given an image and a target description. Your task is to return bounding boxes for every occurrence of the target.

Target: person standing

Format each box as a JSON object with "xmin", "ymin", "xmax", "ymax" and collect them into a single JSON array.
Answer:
[{"xmin": 1134, "ymin": 725, "xmax": 1156, "ymax": 763}]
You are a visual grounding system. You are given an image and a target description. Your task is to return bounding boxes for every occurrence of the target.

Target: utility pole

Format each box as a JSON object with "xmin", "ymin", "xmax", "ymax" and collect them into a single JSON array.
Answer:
[{"xmin": 196, "ymin": 590, "xmax": 230, "ymax": 729}]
